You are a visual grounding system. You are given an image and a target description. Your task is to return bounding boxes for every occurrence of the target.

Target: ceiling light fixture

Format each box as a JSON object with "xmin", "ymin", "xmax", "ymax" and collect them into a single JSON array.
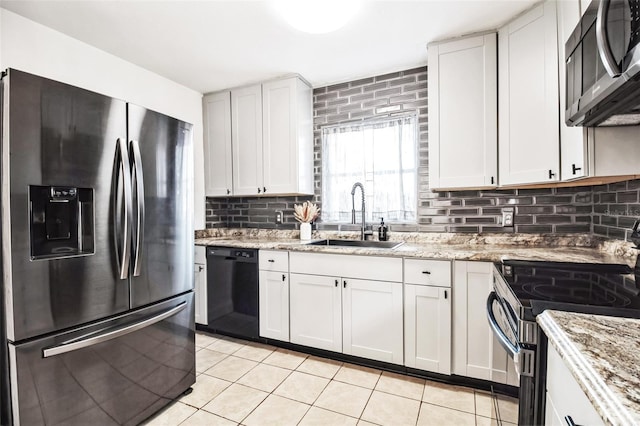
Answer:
[{"xmin": 272, "ymin": 0, "xmax": 363, "ymax": 34}]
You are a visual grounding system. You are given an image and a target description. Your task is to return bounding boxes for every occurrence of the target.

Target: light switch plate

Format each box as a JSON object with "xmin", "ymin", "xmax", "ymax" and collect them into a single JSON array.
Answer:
[
  {"xmin": 502, "ymin": 207, "xmax": 514, "ymax": 227},
  {"xmin": 275, "ymin": 210, "xmax": 283, "ymax": 224}
]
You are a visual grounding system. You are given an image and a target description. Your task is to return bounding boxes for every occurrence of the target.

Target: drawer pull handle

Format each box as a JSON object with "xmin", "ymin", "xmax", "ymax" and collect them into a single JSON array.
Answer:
[
  {"xmin": 343, "ymin": 280, "xmax": 347, "ymax": 288},
  {"xmin": 268, "ymin": 259, "xmax": 275, "ymax": 263},
  {"xmin": 444, "ymin": 290, "xmax": 448, "ymax": 299},
  {"xmin": 335, "ymin": 279, "xmax": 338, "ymax": 287},
  {"xmin": 564, "ymin": 416, "xmax": 577, "ymax": 426},
  {"xmin": 282, "ymin": 274, "xmax": 286, "ymax": 282},
  {"xmin": 422, "ymin": 271, "xmax": 431, "ymax": 275}
]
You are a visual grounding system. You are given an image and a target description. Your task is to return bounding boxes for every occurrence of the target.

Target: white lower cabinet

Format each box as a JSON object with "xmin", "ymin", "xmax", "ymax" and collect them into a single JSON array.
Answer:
[
  {"xmin": 259, "ymin": 250, "xmax": 290, "ymax": 341},
  {"xmin": 453, "ymin": 261, "xmax": 518, "ymax": 386},
  {"xmin": 289, "ymin": 273, "xmax": 342, "ymax": 352},
  {"xmin": 343, "ymin": 278, "xmax": 403, "ymax": 364},
  {"xmin": 404, "ymin": 285, "xmax": 451, "ymax": 374},
  {"xmin": 194, "ymin": 246, "xmax": 207, "ymax": 326},
  {"xmin": 545, "ymin": 344, "xmax": 603, "ymax": 425}
]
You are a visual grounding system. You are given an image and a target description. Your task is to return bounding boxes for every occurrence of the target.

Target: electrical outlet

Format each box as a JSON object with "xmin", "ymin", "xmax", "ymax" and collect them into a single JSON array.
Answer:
[
  {"xmin": 275, "ymin": 210, "xmax": 283, "ymax": 224},
  {"xmin": 502, "ymin": 207, "xmax": 514, "ymax": 227}
]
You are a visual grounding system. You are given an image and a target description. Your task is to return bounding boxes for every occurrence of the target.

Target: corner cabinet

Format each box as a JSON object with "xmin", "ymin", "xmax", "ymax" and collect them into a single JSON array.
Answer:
[
  {"xmin": 203, "ymin": 92, "xmax": 233, "ymax": 196},
  {"xmin": 498, "ymin": 1, "xmax": 560, "ymax": 186},
  {"xmin": 428, "ymin": 33, "xmax": 497, "ymax": 190},
  {"xmin": 452, "ymin": 261, "xmax": 518, "ymax": 386},
  {"xmin": 203, "ymin": 76, "xmax": 313, "ymax": 197}
]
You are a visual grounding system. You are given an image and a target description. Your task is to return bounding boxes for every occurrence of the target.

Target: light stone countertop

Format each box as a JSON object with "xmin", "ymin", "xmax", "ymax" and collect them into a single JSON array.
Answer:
[
  {"xmin": 537, "ymin": 311, "xmax": 640, "ymax": 426},
  {"xmin": 194, "ymin": 228, "xmax": 637, "ymax": 266}
]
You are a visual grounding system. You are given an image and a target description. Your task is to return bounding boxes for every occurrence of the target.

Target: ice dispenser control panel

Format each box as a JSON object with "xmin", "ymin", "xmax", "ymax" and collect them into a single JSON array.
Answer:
[{"xmin": 29, "ymin": 185, "xmax": 95, "ymax": 260}]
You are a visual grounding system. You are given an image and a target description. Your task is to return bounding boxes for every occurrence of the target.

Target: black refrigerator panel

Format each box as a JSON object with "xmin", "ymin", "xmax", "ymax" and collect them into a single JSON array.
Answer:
[
  {"xmin": 8, "ymin": 293, "xmax": 195, "ymax": 426},
  {"xmin": 127, "ymin": 104, "xmax": 194, "ymax": 308},
  {"xmin": 3, "ymin": 69, "xmax": 130, "ymax": 342}
]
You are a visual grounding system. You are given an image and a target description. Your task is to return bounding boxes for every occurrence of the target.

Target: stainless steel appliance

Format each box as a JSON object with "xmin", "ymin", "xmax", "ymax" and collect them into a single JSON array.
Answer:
[
  {"xmin": 0, "ymin": 69, "xmax": 195, "ymax": 425},
  {"xmin": 566, "ymin": 0, "xmax": 640, "ymax": 126},
  {"xmin": 205, "ymin": 247, "xmax": 259, "ymax": 340},
  {"xmin": 489, "ymin": 259, "xmax": 640, "ymax": 425}
]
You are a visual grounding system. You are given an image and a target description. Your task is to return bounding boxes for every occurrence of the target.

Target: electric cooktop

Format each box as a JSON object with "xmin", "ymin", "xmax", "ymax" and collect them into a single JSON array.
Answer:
[{"xmin": 496, "ymin": 260, "xmax": 640, "ymax": 318}]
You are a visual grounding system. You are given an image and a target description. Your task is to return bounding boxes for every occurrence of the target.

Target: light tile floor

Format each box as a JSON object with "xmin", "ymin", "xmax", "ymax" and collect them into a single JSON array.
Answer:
[{"xmin": 142, "ymin": 332, "xmax": 519, "ymax": 426}]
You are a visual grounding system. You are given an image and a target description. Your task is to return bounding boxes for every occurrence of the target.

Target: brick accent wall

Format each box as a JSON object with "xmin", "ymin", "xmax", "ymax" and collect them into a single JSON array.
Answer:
[{"xmin": 205, "ymin": 66, "xmax": 639, "ymax": 241}]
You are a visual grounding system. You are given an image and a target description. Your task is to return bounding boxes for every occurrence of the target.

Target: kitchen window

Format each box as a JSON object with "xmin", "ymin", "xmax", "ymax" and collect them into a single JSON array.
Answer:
[{"xmin": 321, "ymin": 115, "xmax": 417, "ymax": 223}]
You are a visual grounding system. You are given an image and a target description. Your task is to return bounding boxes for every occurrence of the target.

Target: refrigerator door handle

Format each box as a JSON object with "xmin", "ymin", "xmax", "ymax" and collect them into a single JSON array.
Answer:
[
  {"xmin": 130, "ymin": 139, "xmax": 145, "ymax": 277},
  {"xmin": 42, "ymin": 301, "xmax": 187, "ymax": 358},
  {"xmin": 114, "ymin": 138, "xmax": 133, "ymax": 279}
]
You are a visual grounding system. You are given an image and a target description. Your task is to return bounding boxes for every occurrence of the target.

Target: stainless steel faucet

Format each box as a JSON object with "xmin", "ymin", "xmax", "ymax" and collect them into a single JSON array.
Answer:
[{"xmin": 351, "ymin": 182, "xmax": 373, "ymax": 240}]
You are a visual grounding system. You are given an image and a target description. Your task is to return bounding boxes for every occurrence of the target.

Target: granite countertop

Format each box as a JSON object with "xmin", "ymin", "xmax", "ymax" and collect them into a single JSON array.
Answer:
[
  {"xmin": 538, "ymin": 311, "xmax": 640, "ymax": 426},
  {"xmin": 195, "ymin": 228, "xmax": 637, "ymax": 266}
]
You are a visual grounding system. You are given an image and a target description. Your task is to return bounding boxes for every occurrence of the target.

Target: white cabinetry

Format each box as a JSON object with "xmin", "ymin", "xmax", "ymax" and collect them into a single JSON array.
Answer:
[
  {"xmin": 203, "ymin": 76, "xmax": 313, "ymax": 197},
  {"xmin": 262, "ymin": 77, "xmax": 313, "ymax": 195},
  {"xmin": 289, "ymin": 252, "xmax": 404, "ymax": 364},
  {"xmin": 428, "ymin": 33, "xmax": 497, "ymax": 190},
  {"xmin": 545, "ymin": 344, "xmax": 604, "ymax": 425},
  {"xmin": 404, "ymin": 259, "xmax": 451, "ymax": 374},
  {"xmin": 194, "ymin": 246, "xmax": 207, "ymax": 325},
  {"xmin": 499, "ymin": 2, "xmax": 560, "ymax": 186},
  {"xmin": 453, "ymin": 261, "xmax": 518, "ymax": 386},
  {"xmin": 203, "ymin": 92, "xmax": 233, "ymax": 196},
  {"xmin": 232, "ymin": 84, "xmax": 263, "ymax": 196},
  {"xmin": 259, "ymin": 250, "xmax": 290, "ymax": 341}
]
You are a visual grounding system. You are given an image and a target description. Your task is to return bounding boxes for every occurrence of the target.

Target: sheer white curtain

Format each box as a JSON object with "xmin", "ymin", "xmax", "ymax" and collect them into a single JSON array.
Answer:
[{"xmin": 321, "ymin": 115, "xmax": 417, "ymax": 223}]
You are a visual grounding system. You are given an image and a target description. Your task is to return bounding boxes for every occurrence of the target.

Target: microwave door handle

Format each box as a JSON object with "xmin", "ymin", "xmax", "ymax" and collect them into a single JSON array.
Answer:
[
  {"xmin": 486, "ymin": 292, "xmax": 520, "ymax": 358},
  {"xmin": 596, "ymin": 0, "xmax": 622, "ymax": 77}
]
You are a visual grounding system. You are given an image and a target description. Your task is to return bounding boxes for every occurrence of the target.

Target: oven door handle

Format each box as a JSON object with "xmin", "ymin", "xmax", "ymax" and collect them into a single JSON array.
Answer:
[{"xmin": 486, "ymin": 291, "xmax": 520, "ymax": 358}]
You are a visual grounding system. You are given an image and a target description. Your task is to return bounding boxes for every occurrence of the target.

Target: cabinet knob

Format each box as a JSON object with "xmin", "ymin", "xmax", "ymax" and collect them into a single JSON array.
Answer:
[
  {"xmin": 226, "ymin": 188, "xmax": 230, "ymax": 195},
  {"xmin": 548, "ymin": 169, "xmax": 556, "ymax": 179},
  {"xmin": 198, "ymin": 265, "xmax": 204, "ymax": 272},
  {"xmin": 282, "ymin": 274, "xmax": 286, "ymax": 282},
  {"xmin": 422, "ymin": 270, "xmax": 431, "ymax": 275},
  {"xmin": 257, "ymin": 187, "xmax": 262, "ymax": 194},
  {"xmin": 572, "ymin": 164, "xmax": 582, "ymax": 175}
]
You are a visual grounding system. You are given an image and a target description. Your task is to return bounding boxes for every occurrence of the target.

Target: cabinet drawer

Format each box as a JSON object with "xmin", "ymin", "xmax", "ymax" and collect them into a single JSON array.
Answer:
[
  {"xmin": 259, "ymin": 250, "xmax": 289, "ymax": 272},
  {"xmin": 290, "ymin": 252, "xmax": 402, "ymax": 282},
  {"xmin": 195, "ymin": 245, "xmax": 207, "ymax": 264},
  {"xmin": 404, "ymin": 259, "xmax": 451, "ymax": 287}
]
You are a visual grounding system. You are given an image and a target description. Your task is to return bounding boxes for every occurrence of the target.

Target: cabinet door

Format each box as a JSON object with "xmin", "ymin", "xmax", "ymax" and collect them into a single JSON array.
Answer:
[
  {"xmin": 558, "ymin": 0, "xmax": 588, "ymax": 181},
  {"xmin": 499, "ymin": 2, "xmax": 560, "ymax": 185},
  {"xmin": 404, "ymin": 285, "xmax": 451, "ymax": 374},
  {"xmin": 452, "ymin": 261, "xmax": 514, "ymax": 384},
  {"xmin": 289, "ymin": 273, "xmax": 342, "ymax": 352},
  {"xmin": 203, "ymin": 91, "xmax": 233, "ymax": 196},
  {"xmin": 428, "ymin": 33, "xmax": 497, "ymax": 189},
  {"xmin": 262, "ymin": 78, "xmax": 313, "ymax": 195},
  {"xmin": 194, "ymin": 262, "xmax": 207, "ymax": 325},
  {"xmin": 259, "ymin": 270, "xmax": 289, "ymax": 341},
  {"xmin": 342, "ymin": 278, "xmax": 403, "ymax": 364},
  {"xmin": 232, "ymin": 84, "xmax": 263, "ymax": 195}
]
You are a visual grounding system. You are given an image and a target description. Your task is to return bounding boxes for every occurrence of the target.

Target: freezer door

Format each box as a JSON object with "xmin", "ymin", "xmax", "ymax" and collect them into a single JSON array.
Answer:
[
  {"xmin": 2, "ymin": 69, "xmax": 130, "ymax": 342},
  {"xmin": 127, "ymin": 104, "xmax": 194, "ymax": 308},
  {"xmin": 8, "ymin": 293, "xmax": 194, "ymax": 426}
]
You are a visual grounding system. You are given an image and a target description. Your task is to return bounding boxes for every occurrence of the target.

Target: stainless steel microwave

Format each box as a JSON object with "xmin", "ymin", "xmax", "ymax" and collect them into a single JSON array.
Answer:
[{"xmin": 565, "ymin": 0, "xmax": 640, "ymax": 126}]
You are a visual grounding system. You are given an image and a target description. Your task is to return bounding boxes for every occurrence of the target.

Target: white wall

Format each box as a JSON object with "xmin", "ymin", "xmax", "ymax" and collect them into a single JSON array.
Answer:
[{"xmin": 0, "ymin": 8, "xmax": 205, "ymax": 229}]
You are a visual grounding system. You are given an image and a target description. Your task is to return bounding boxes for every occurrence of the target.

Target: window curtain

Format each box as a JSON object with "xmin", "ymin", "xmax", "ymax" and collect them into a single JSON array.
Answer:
[{"xmin": 321, "ymin": 115, "xmax": 417, "ymax": 223}]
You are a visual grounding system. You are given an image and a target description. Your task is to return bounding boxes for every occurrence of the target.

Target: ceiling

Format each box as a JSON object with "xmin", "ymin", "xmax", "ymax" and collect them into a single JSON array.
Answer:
[{"xmin": 1, "ymin": 0, "xmax": 538, "ymax": 94}]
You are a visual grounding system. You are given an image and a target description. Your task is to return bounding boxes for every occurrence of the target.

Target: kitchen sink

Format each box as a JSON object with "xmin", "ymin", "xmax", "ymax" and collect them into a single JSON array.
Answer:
[{"xmin": 306, "ymin": 239, "xmax": 404, "ymax": 249}]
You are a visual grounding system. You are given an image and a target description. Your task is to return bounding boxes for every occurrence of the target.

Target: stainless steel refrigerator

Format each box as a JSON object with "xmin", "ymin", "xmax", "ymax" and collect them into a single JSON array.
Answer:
[{"xmin": 0, "ymin": 69, "xmax": 195, "ymax": 425}]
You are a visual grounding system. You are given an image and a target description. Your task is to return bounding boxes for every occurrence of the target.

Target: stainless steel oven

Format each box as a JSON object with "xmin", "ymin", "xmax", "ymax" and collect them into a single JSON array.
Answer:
[{"xmin": 490, "ymin": 259, "xmax": 640, "ymax": 425}]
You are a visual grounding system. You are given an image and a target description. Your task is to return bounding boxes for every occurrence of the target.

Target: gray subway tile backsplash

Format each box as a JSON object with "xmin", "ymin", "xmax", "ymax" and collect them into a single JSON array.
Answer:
[{"xmin": 205, "ymin": 66, "xmax": 640, "ymax": 242}]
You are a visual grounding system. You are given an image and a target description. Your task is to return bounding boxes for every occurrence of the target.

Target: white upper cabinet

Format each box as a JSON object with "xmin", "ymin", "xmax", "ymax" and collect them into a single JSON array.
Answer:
[
  {"xmin": 262, "ymin": 77, "xmax": 314, "ymax": 195},
  {"xmin": 232, "ymin": 84, "xmax": 264, "ymax": 196},
  {"xmin": 499, "ymin": 2, "xmax": 560, "ymax": 186},
  {"xmin": 428, "ymin": 33, "xmax": 497, "ymax": 190},
  {"xmin": 557, "ymin": 0, "xmax": 589, "ymax": 181},
  {"xmin": 203, "ymin": 91, "xmax": 233, "ymax": 196}
]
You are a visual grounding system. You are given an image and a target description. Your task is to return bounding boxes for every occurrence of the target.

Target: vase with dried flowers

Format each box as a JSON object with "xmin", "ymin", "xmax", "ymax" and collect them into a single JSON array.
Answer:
[{"xmin": 293, "ymin": 201, "xmax": 320, "ymax": 240}]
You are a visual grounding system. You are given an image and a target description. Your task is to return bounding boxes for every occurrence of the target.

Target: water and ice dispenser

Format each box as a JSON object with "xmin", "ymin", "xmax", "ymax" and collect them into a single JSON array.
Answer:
[{"xmin": 29, "ymin": 185, "xmax": 95, "ymax": 259}]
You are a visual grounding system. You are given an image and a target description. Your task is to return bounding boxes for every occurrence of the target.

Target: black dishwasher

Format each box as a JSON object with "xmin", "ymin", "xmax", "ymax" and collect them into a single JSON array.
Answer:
[{"xmin": 206, "ymin": 246, "xmax": 259, "ymax": 340}]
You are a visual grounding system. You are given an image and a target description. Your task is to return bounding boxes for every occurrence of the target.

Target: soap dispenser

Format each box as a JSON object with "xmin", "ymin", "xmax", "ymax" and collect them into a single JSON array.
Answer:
[{"xmin": 378, "ymin": 218, "xmax": 388, "ymax": 241}]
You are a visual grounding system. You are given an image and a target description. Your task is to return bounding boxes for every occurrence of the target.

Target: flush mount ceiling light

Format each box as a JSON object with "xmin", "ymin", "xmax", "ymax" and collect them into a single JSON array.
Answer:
[{"xmin": 272, "ymin": 0, "xmax": 363, "ymax": 34}]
